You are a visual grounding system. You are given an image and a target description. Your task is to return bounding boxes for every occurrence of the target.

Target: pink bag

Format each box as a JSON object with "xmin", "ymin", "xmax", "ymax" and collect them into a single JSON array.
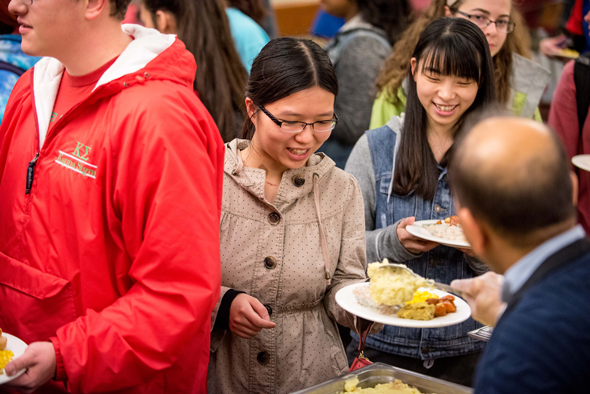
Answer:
[{"xmin": 349, "ymin": 318, "xmax": 374, "ymax": 372}]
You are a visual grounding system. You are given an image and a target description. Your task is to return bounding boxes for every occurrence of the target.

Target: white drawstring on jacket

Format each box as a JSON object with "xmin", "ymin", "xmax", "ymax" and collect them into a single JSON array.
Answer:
[{"xmin": 387, "ymin": 112, "xmax": 404, "ymax": 203}]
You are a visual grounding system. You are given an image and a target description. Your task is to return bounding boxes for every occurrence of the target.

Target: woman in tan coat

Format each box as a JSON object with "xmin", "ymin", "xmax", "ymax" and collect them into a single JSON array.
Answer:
[{"xmin": 208, "ymin": 37, "xmax": 370, "ymax": 393}]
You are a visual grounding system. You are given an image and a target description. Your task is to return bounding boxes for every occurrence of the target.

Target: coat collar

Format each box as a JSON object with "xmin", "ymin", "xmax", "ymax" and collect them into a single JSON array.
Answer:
[
  {"xmin": 31, "ymin": 24, "xmax": 182, "ymax": 149},
  {"xmin": 224, "ymin": 139, "xmax": 335, "ymax": 208},
  {"xmin": 501, "ymin": 237, "xmax": 590, "ymax": 316}
]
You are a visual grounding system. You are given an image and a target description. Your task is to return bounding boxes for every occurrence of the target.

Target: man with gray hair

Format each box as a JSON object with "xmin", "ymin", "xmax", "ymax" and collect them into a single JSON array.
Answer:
[{"xmin": 449, "ymin": 116, "xmax": 590, "ymax": 393}]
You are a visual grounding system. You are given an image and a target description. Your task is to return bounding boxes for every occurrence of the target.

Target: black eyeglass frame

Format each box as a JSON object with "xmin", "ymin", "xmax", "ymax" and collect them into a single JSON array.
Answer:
[
  {"xmin": 258, "ymin": 105, "xmax": 339, "ymax": 133},
  {"xmin": 454, "ymin": 10, "xmax": 515, "ymax": 33}
]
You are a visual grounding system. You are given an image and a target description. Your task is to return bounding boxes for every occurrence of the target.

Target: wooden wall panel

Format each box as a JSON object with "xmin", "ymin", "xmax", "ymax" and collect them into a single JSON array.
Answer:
[{"xmin": 274, "ymin": 1, "xmax": 319, "ymax": 37}]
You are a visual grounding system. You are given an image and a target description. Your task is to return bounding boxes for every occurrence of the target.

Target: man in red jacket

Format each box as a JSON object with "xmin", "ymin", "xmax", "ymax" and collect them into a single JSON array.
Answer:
[{"xmin": 0, "ymin": 0, "xmax": 224, "ymax": 392}]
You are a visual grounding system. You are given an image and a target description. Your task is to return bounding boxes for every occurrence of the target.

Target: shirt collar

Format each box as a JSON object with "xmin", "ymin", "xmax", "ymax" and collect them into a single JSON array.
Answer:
[
  {"xmin": 501, "ymin": 225, "xmax": 585, "ymax": 302},
  {"xmin": 339, "ymin": 14, "xmax": 371, "ymax": 33}
]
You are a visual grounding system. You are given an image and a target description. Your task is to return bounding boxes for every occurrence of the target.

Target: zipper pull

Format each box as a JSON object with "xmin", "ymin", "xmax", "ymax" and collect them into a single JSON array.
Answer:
[{"xmin": 25, "ymin": 153, "xmax": 39, "ymax": 194}]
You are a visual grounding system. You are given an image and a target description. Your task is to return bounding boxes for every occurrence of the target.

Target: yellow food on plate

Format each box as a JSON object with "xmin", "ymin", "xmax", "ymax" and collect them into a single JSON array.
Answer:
[
  {"xmin": 405, "ymin": 290, "xmax": 438, "ymax": 304},
  {"xmin": 342, "ymin": 378, "xmax": 427, "ymax": 393},
  {"xmin": 0, "ymin": 350, "xmax": 14, "ymax": 375},
  {"xmin": 0, "ymin": 328, "xmax": 13, "ymax": 375},
  {"xmin": 558, "ymin": 49, "xmax": 579, "ymax": 58},
  {"xmin": 397, "ymin": 302, "xmax": 435, "ymax": 321},
  {"xmin": 368, "ymin": 260, "xmax": 427, "ymax": 306}
]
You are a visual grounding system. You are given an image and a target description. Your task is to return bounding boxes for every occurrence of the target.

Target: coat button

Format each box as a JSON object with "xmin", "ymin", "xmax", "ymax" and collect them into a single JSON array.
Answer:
[
  {"xmin": 434, "ymin": 205, "xmax": 442, "ymax": 213},
  {"xmin": 268, "ymin": 212, "xmax": 281, "ymax": 225},
  {"xmin": 257, "ymin": 351, "xmax": 270, "ymax": 365},
  {"xmin": 264, "ymin": 256, "xmax": 277, "ymax": 269},
  {"xmin": 264, "ymin": 304, "xmax": 273, "ymax": 316},
  {"xmin": 292, "ymin": 175, "xmax": 305, "ymax": 187},
  {"xmin": 421, "ymin": 346, "xmax": 430, "ymax": 354}
]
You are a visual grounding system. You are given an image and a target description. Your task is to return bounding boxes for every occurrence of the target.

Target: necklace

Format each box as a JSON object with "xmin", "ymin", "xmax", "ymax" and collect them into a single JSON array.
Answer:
[{"xmin": 266, "ymin": 181, "xmax": 279, "ymax": 187}]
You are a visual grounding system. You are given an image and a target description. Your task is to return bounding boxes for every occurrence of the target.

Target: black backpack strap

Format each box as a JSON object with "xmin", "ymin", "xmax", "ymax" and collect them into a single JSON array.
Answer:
[
  {"xmin": 574, "ymin": 54, "xmax": 590, "ymax": 135},
  {"xmin": 0, "ymin": 60, "xmax": 26, "ymax": 77}
]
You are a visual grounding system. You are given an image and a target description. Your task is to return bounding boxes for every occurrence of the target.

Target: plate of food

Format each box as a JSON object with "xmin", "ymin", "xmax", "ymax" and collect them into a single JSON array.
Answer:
[
  {"xmin": 336, "ymin": 283, "xmax": 471, "ymax": 328},
  {"xmin": 0, "ymin": 329, "xmax": 27, "ymax": 385},
  {"xmin": 405, "ymin": 216, "xmax": 471, "ymax": 249},
  {"xmin": 555, "ymin": 48, "xmax": 580, "ymax": 59},
  {"xmin": 572, "ymin": 154, "xmax": 590, "ymax": 173},
  {"xmin": 335, "ymin": 261, "xmax": 471, "ymax": 328}
]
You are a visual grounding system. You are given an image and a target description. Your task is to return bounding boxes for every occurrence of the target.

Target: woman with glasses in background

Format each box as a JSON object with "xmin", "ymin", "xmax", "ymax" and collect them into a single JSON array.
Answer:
[
  {"xmin": 208, "ymin": 37, "xmax": 376, "ymax": 393},
  {"xmin": 369, "ymin": 0, "xmax": 551, "ymax": 129}
]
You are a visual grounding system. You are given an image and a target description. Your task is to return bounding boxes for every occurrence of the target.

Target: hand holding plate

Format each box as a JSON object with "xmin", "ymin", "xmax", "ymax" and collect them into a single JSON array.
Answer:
[
  {"xmin": 4, "ymin": 341, "xmax": 56, "ymax": 393},
  {"xmin": 397, "ymin": 217, "xmax": 439, "ymax": 254},
  {"xmin": 451, "ymin": 272, "xmax": 506, "ymax": 327}
]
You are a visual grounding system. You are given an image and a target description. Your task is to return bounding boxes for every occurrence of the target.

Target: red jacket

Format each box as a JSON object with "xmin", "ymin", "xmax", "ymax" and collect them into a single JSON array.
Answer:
[
  {"xmin": 0, "ymin": 25, "xmax": 223, "ymax": 393},
  {"xmin": 549, "ymin": 60, "xmax": 590, "ymax": 235}
]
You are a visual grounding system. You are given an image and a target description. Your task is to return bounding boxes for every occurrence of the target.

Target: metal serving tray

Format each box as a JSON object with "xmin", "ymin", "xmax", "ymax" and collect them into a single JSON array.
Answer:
[{"xmin": 291, "ymin": 363, "xmax": 473, "ymax": 394}]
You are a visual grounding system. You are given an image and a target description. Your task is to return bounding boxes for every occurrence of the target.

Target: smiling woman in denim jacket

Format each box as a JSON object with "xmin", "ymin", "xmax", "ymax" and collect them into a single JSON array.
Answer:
[{"xmin": 345, "ymin": 18, "xmax": 495, "ymax": 387}]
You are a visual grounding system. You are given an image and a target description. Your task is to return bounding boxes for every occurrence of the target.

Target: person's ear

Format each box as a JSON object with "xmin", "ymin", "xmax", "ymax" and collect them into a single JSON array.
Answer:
[
  {"xmin": 571, "ymin": 171, "xmax": 579, "ymax": 206},
  {"xmin": 85, "ymin": 0, "xmax": 109, "ymax": 20},
  {"xmin": 457, "ymin": 207, "xmax": 486, "ymax": 256},
  {"xmin": 411, "ymin": 58, "xmax": 418, "ymax": 81},
  {"xmin": 155, "ymin": 10, "xmax": 177, "ymax": 34},
  {"xmin": 444, "ymin": 6, "xmax": 452, "ymax": 17},
  {"xmin": 245, "ymin": 98, "xmax": 257, "ymax": 119}
]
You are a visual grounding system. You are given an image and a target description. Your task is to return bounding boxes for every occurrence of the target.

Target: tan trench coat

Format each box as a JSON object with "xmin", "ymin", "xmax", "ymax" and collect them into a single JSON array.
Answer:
[{"xmin": 208, "ymin": 139, "xmax": 368, "ymax": 393}]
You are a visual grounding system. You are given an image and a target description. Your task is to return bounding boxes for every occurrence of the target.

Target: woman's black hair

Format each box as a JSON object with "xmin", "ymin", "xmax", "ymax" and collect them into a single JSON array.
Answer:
[
  {"xmin": 357, "ymin": 0, "xmax": 412, "ymax": 45},
  {"xmin": 241, "ymin": 37, "xmax": 339, "ymax": 140},
  {"xmin": 392, "ymin": 17, "xmax": 496, "ymax": 200}
]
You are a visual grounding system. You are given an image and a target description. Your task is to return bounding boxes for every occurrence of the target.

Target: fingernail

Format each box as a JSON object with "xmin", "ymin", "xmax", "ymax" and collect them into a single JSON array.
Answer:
[{"xmin": 5, "ymin": 364, "xmax": 14, "ymax": 375}]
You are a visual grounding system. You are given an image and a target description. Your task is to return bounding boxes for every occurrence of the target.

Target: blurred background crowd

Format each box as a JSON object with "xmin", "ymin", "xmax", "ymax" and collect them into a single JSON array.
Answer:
[{"xmin": 1, "ymin": 0, "xmax": 588, "ymax": 126}]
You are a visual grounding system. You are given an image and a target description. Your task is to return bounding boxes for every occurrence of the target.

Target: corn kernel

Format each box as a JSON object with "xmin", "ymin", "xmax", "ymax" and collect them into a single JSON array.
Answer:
[
  {"xmin": 406, "ymin": 290, "xmax": 438, "ymax": 304},
  {"xmin": 0, "ymin": 350, "xmax": 14, "ymax": 375}
]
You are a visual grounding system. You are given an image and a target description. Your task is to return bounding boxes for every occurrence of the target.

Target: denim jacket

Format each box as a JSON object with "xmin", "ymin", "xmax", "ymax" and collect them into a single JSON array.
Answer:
[{"xmin": 345, "ymin": 116, "xmax": 486, "ymax": 360}]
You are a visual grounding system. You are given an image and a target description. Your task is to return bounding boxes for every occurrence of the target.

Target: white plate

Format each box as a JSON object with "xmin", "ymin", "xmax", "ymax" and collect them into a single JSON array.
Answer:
[
  {"xmin": 336, "ymin": 283, "xmax": 471, "ymax": 328},
  {"xmin": 0, "ymin": 333, "xmax": 28, "ymax": 385},
  {"xmin": 572, "ymin": 155, "xmax": 590, "ymax": 172},
  {"xmin": 555, "ymin": 49, "xmax": 580, "ymax": 59},
  {"xmin": 406, "ymin": 220, "xmax": 471, "ymax": 249}
]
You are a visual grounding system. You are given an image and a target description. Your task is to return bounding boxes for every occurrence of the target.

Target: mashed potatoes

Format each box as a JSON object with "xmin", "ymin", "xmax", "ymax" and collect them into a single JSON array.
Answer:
[
  {"xmin": 342, "ymin": 378, "xmax": 426, "ymax": 393},
  {"xmin": 353, "ymin": 285, "xmax": 399, "ymax": 315},
  {"xmin": 344, "ymin": 378, "xmax": 360, "ymax": 392},
  {"xmin": 368, "ymin": 261, "xmax": 427, "ymax": 306}
]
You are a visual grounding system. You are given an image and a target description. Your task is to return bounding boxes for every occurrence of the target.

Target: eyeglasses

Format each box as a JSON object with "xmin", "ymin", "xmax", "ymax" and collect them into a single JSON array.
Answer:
[
  {"xmin": 455, "ymin": 10, "xmax": 515, "ymax": 33},
  {"xmin": 20, "ymin": 0, "xmax": 33, "ymax": 4},
  {"xmin": 259, "ymin": 105, "xmax": 338, "ymax": 133}
]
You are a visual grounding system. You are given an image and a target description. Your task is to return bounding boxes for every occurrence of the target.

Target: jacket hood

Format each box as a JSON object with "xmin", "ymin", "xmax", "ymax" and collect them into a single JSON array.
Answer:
[
  {"xmin": 32, "ymin": 24, "xmax": 196, "ymax": 147},
  {"xmin": 224, "ymin": 139, "xmax": 335, "ymax": 204}
]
